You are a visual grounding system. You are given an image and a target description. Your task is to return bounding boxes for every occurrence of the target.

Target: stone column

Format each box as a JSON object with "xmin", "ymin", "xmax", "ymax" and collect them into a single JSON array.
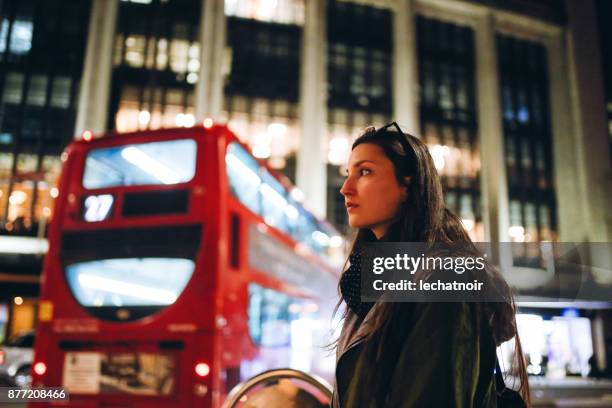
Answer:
[
  {"xmin": 546, "ymin": 30, "xmax": 584, "ymax": 241},
  {"xmin": 75, "ymin": 0, "xmax": 119, "ymax": 137},
  {"xmin": 195, "ymin": 0, "xmax": 226, "ymax": 121},
  {"xmin": 562, "ymin": 0, "xmax": 611, "ymax": 242},
  {"xmin": 475, "ymin": 12, "xmax": 510, "ymax": 244},
  {"xmin": 392, "ymin": 0, "xmax": 419, "ymax": 135},
  {"xmin": 297, "ymin": 0, "xmax": 328, "ymax": 218}
]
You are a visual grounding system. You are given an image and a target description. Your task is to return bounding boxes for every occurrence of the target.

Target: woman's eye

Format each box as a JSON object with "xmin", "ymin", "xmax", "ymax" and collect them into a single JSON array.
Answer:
[{"xmin": 359, "ymin": 168, "xmax": 371, "ymax": 176}]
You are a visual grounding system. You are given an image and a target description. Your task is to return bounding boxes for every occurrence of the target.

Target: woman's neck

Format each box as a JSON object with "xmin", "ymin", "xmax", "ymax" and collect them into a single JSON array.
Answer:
[{"xmin": 376, "ymin": 223, "xmax": 400, "ymax": 242}]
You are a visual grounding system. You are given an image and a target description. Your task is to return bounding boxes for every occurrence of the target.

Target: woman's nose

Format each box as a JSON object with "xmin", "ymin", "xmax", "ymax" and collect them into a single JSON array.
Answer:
[{"xmin": 340, "ymin": 177, "xmax": 354, "ymax": 197}]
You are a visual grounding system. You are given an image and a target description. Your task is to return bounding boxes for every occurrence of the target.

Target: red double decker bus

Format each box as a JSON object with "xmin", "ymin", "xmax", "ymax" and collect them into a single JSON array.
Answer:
[{"xmin": 30, "ymin": 124, "xmax": 344, "ymax": 407}]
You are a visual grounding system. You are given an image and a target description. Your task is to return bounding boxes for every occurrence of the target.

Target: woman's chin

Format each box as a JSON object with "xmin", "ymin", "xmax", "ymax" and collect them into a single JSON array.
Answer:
[{"xmin": 347, "ymin": 218, "xmax": 368, "ymax": 230}]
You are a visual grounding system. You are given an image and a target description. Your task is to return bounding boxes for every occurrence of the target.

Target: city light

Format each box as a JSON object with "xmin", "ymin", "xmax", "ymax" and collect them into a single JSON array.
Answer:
[
  {"xmin": 328, "ymin": 136, "xmax": 349, "ymax": 165},
  {"xmin": 0, "ymin": 236, "xmax": 48, "ymax": 255},
  {"xmin": 194, "ymin": 362, "xmax": 210, "ymax": 377},
  {"xmin": 509, "ymin": 225, "xmax": 526, "ymax": 242},
  {"xmin": 33, "ymin": 362, "xmax": 47, "ymax": 376},
  {"xmin": 311, "ymin": 230, "xmax": 330, "ymax": 246},
  {"xmin": 138, "ymin": 110, "xmax": 151, "ymax": 126},
  {"xmin": 176, "ymin": 113, "xmax": 195, "ymax": 127},
  {"xmin": 290, "ymin": 187, "xmax": 305, "ymax": 202},
  {"xmin": 430, "ymin": 144, "xmax": 450, "ymax": 171},
  {"xmin": 203, "ymin": 118, "xmax": 214, "ymax": 129},
  {"xmin": 14, "ymin": 296, "xmax": 23, "ymax": 306},
  {"xmin": 267, "ymin": 123, "xmax": 287, "ymax": 138},
  {"xmin": 252, "ymin": 132, "xmax": 272, "ymax": 159},
  {"xmin": 329, "ymin": 235, "xmax": 343, "ymax": 248},
  {"xmin": 50, "ymin": 187, "xmax": 59, "ymax": 198},
  {"xmin": 461, "ymin": 218, "xmax": 475, "ymax": 231},
  {"xmin": 186, "ymin": 72, "xmax": 198, "ymax": 84},
  {"xmin": 8, "ymin": 190, "xmax": 27, "ymax": 205}
]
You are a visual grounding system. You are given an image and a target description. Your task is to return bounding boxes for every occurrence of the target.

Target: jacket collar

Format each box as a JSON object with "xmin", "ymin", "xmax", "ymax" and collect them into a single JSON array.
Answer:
[{"xmin": 336, "ymin": 302, "xmax": 383, "ymax": 363}]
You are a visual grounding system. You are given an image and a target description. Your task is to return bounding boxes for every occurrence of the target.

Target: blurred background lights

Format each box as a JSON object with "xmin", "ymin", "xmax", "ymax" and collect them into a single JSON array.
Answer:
[
  {"xmin": 138, "ymin": 110, "xmax": 151, "ymax": 126},
  {"xmin": 328, "ymin": 136, "xmax": 349, "ymax": 165},
  {"xmin": 290, "ymin": 187, "xmax": 305, "ymax": 202},
  {"xmin": 9, "ymin": 191, "xmax": 27, "ymax": 205},
  {"xmin": 509, "ymin": 225, "xmax": 526, "ymax": 242},
  {"xmin": 430, "ymin": 144, "xmax": 450, "ymax": 171},
  {"xmin": 252, "ymin": 132, "xmax": 272, "ymax": 159},
  {"xmin": 203, "ymin": 118, "xmax": 214, "ymax": 128},
  {"xmin": 175, "ymin": 113, "xmax": 195, "ymax": 127}
]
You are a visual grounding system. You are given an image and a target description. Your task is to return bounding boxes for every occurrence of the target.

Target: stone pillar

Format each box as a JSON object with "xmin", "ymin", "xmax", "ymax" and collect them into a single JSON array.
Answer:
[
  {"xmin": 297, "ymin": 0, "xmax": 328, "ymax": 218},
  {"xmin": 546, "ymin": 31, "xmax": 585, "ymax": 241},
  {"xmin": 195, "ymin": 0, "xmax": 226, "ymax": 121},
  {"xmin": 562, "ymin": 0, "xmax": 611, "ymax": 242},
  {"xmin": 75, "ymin": 0, "xmax": 119, "ymax": 137},
  {"xmin": 475, "ymin": 13, "xmax": 510, "ymax": 244},
  {"xmin": 392, "ymin": 0, "xmax": 419, "ymax": 135}
]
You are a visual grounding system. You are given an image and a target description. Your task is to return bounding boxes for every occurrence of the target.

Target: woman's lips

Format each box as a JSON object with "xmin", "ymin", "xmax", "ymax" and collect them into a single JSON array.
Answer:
[{"xmin": 346, "ymin": 203, "xmax": 359, "ymax": 212}]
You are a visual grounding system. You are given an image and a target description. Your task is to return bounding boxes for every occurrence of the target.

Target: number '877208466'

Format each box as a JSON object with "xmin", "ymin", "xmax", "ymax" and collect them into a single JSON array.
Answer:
[{"xmin": 1, "ymin": 387, "xmax": 69, "ymax": 402}]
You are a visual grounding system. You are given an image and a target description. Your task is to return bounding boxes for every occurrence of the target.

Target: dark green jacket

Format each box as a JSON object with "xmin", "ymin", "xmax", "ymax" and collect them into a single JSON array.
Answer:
[{"xmin": 332, "ymin": 302, "xmax": 498, "ymax": 407}]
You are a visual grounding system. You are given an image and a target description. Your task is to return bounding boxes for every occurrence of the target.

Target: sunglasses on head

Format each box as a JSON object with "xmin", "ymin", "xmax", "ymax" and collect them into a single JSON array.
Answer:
[
  {"xmin": 366, "ymin": 121, "xmax": 417, "ymax": 175},
  {"xmin": 374, "ymin": 121, "xmax": 404, "ymax": 135}
]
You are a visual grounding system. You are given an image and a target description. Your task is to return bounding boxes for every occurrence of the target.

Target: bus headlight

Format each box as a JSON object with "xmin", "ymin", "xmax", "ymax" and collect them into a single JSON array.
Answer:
[{"xmin": 83, "ymin": 194, "xmax": 114, "ymax": 222}]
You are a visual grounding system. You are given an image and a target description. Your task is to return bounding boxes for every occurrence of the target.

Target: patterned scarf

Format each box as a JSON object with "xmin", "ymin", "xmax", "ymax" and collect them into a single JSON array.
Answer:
[
  {"xmin": 339, "ymin": 249, "xmax": 375, "ymax": 319},
  {"xmin": 340, "ymin": 225, "xmax": 401, "ymax": 319}
]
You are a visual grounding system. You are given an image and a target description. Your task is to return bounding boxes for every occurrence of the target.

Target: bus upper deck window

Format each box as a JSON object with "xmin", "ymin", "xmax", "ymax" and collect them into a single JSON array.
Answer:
[
  {"xmin": 226, "ymin": 143, "xmax": 261, "ymax": 214},
  {"xmin": 83, "ymin": 139, "xmax": 197, "ymax": 189}
]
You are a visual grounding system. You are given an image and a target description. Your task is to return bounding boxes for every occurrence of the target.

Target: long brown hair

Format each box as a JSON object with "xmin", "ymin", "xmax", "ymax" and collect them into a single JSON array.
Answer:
[{"xmin": 336, "ymin": 126, "xmax": 530, "ymax": 404}]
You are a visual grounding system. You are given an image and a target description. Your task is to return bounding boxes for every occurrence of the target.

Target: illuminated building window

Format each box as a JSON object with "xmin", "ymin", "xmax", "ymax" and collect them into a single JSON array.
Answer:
[
  {"xmin": 327, "ymin": 1, "xmax": 392, "ymax": 113},
  {"xmin": 0, "ymin": 0, "xmax": 90, "ymax": 236},
  {"xmin": 115, "ymin": 85, "xmax": 195, "ymax": 133},
  {"xmin": 2, "ymin": 72, "xmax": 24, "ymax": 104},
  {"xmin": 0, "ymin": 19, "xmax": 33, "ymax": 55},
  {"xmin": 224, "ymin": 8, "xmax": 302, "ymax": 182},
  {"xmin": 225, "ymin": 0, "xmax": 305, "ymax": 26},
  {"xmin": 417, "ymin": 16, "xmax": 482, "ymax": 241},
  {"xmin": 110, "ymin": 0, "xmax": 201, "ymax": 131},
  {"xmin": 26, "ymin": 75, "xmax": 47, "ymax": 107},
  {"xmin": 222, "ymin": 96, "xmax": 300, "ymax": 181},
  {"xmin": 50, "ymin": 77, "xmax": 72, "ymax": 109},
  {"xmin": 498, "ymin": 35, "xmax": 557, "ymax": 261}
]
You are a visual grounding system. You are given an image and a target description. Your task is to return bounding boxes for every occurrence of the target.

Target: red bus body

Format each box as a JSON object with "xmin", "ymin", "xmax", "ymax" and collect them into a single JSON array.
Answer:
[{"xmin": 30, "ymin": 125, "xmax": 342, "ymax": 407}]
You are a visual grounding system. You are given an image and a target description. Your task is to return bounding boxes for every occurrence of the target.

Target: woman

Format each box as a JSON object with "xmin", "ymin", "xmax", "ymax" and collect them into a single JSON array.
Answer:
[{"xmin": 332, "ymin": 123, "xmax": 530, "ymax": 407}]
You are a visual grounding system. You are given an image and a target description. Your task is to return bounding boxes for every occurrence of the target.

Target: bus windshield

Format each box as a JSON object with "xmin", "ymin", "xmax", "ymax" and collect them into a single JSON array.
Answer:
[
  {"xmin": 83, "ymin": 139, "xmax": 197, "ymax": 189},
  {"xmin": 65, "ymin": 258, "xmax": 194, "ymax": 308}
]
